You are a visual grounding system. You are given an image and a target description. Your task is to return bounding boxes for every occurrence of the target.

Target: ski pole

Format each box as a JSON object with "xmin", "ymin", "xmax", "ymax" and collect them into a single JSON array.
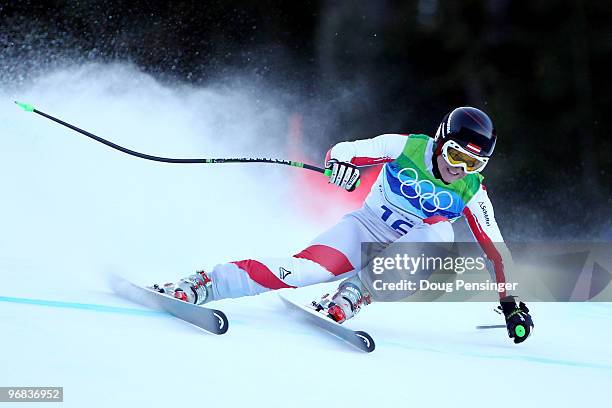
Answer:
[
  {"xmin": 476, "ymin": 324, "xmax": 506, "ymax": 330},
  {"xmin": 15, "ymin": 101, "xmax": 359, "ymax": 185}
]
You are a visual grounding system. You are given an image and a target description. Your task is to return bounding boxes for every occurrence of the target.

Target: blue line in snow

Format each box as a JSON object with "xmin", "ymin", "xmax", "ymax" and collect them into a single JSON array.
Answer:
[
  {"xmin": 381, "ymin": 339, "xmax": 612, "ymax": 371},
  {"xmin": 0, "ymin": 295, "xmax": 247, "ymax": 326},
  {"xmin": 2, "ymin": 295, "xmax": 609, "ymax": 370},
  {"xmin": 0, "ymin": 295, "xmax": 167, "ymax": 317}
]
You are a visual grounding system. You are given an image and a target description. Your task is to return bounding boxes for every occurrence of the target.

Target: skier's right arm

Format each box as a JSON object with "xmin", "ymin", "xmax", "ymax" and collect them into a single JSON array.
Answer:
[{"xmin": 325, "ymin": 134, "xmax": 408, "ymax": 191}]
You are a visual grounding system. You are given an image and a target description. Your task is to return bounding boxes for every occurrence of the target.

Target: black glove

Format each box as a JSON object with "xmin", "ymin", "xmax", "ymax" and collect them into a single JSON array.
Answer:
[
  {"xmin": 498, "ymin": 295, "xmax": 534, "ymax": 344},
  {"xmin": 325, "ymin": 159, "xmax": 360, "ymax": 192}
]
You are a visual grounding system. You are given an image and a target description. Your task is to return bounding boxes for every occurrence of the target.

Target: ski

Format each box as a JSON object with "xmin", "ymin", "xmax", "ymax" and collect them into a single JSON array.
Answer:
[
  {"xmin": 109, "ymin": 274, "xmax": 229, "ymax": 335},
  {"xmin": 279, "ymin": 294, "xmax": 375, "ymax": 353}
]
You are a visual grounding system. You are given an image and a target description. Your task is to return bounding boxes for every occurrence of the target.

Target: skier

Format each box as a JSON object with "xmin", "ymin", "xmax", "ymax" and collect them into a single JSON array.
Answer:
[{"xmin": 152, "ymin": 106, "xmax": 534, "ymax": 344}]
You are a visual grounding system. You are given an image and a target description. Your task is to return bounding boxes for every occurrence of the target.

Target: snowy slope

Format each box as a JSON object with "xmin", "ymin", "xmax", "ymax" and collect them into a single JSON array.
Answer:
[{"xmin": 1, "ymin": 64, "xmax": 610, "ymax": 408}]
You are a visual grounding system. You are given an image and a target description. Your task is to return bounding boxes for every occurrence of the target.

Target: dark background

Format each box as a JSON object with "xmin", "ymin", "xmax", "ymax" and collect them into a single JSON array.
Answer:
[{"xmin": 2, "ymin": 0, "xmax": 611, "ymax": 239}]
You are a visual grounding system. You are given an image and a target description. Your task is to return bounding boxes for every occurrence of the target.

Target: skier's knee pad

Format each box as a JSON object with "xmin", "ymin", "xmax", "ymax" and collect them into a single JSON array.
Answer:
[
  {"xmin": 427, "ymin": 219, "xmax": 454, "ymax": 243},
  {"xmin": 395, "ymin": 217, "xmax": 454, "ymax": 244}
]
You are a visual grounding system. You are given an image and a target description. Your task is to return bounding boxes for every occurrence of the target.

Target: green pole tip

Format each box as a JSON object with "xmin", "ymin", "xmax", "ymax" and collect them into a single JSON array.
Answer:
[
  {"xmin": 323, "ymin": 168, "xmax": 360, "ymax": 188},
  {"xmin": 15, "ymin": 101, "xmax": 35, "ymax": 112}
]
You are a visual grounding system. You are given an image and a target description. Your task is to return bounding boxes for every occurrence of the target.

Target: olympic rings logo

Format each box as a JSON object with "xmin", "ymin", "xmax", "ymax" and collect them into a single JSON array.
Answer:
[{"xmin": 397, "ymin": 168, "xmax": 454, "ymax": 213}]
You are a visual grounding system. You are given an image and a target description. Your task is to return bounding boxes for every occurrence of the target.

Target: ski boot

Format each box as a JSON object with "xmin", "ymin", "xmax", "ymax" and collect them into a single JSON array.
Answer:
[
  {"xmin": 151, "ymin": 270, "xmax": 213, "ymax": 305},
  {"xmin": 312, "ymin": 282, "xmax": 371, "ymax": 323}
]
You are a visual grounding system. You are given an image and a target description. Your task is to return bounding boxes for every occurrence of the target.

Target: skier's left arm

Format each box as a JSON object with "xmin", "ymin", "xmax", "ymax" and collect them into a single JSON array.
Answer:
[
  {"xmin": 463, "ymin": 185, "xmax": 534, "ymax": 344},
  {"xmin": 463, "ymin": 186, "xmax": 511, "ymax": 297}
]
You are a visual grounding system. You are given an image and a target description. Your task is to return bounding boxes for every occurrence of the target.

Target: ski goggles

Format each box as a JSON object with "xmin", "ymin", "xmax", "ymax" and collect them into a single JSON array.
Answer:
[{"xmin": 440, "ymin": 140, "xmax": 489, "ymax": 173}]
